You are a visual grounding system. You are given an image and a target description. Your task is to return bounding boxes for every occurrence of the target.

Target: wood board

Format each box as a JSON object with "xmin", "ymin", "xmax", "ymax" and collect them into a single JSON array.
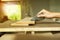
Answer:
[
  {"xmin": 11, "ymin": 17, "xmax": 35, "ymax": 26},
  {"xmin": 0, "ymin": 18, "xmax": 60, "ymax": 32}
]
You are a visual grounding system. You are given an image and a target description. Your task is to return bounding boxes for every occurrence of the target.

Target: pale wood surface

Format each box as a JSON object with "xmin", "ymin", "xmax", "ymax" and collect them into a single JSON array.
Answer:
[
  {"xmin": 11, "ymin": 17, "xmax": 35, "ymax": 26},
  {"xmin": 0, "ymin": 17, "xmax": 60, "ymax": 32},
  {"xmin": 11, "ymin": 23, "xmax": 29, "ymax": 26}
]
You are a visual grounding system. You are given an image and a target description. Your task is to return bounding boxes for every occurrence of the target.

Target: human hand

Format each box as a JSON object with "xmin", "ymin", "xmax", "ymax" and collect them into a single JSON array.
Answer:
[{"xmin": 37, "ymin": 9, "xmax": 55, "ymax": 18}]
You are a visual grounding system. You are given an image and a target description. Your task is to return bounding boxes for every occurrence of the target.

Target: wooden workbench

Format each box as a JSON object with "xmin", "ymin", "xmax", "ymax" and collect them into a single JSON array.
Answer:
[{"xmin": 0, "ymin": 17, "xmax": 60, "ymax": 32}]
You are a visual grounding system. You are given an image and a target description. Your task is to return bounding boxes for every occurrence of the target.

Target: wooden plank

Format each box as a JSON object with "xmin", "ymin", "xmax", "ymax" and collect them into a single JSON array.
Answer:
[
  {"xmin": 0, "ymin": 17, "xmax": 60, "ymax": 32},
  {"xmin": 16, "ymin": 21, "xmax": 35, "ymax": 24},
  {"xmin": 0, "ymin": 27, "xmax": 60, "ymax": 32},
  {"xmin": 11, "ymin": 17, "xmax": 35, "ymax": 26},
  {"xmin": 11, "ymin": 23, "xmax": 29, "ymax": 26}
]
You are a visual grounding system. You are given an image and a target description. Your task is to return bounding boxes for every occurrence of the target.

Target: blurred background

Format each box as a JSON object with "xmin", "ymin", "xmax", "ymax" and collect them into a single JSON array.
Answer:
[{"xmin": 1, "ymin": 0, "xmax": 60, "ymax": 21}]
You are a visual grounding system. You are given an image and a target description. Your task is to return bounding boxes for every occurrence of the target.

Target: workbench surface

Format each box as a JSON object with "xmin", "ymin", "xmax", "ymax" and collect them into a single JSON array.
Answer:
[{"xmin": 0, "ymin": 17, "xmax": 60, "ymax": 32}]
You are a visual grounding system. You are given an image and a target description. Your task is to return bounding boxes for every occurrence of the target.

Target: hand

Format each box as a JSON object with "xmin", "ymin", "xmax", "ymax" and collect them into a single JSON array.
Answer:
[{"xmin": 37, "ymin": 9, "xmax": 55, "ymax": 18}]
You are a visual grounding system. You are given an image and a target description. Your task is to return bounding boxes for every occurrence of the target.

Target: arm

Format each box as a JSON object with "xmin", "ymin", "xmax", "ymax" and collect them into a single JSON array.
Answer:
[
  {"xmin": 37, "ymin": 9, "xmax": 60, "ymax": 18},
  {"xmin": 51, "ymin": 12, "xmax": 60, "ymax": 18}
]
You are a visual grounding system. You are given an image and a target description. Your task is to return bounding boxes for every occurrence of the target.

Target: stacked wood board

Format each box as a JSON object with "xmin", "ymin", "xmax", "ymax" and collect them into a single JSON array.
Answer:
[
  {"xmin": 0, "ymin": 17, "xmax": 60, "ymax": 32},
  {"xmin": 11, "ymin": 17, "xmax": 35, "ymax": 26}
]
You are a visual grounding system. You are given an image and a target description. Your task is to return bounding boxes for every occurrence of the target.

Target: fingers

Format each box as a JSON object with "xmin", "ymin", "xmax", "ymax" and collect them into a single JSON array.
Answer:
[
  {"xmin": 37, "ymin": 9, "xmax": 46, "ymax": 17},
  {"xmin": 37, "ymin": 14, "xmax": 45, "ymax": 17},
  {"xmin": 37, "ymin": 9, "xmax": 45, "ymax": 15},
  {"xmin": 37, "ymin": 9, "xmax": 48, "ymax": 16},
  {"xmin": 37, "ymin": 9, "xmax": 50, "ymax": 18}
]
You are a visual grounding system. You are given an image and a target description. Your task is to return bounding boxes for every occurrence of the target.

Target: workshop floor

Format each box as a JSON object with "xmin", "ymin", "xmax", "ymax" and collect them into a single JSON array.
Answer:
[{"xmin": 0, "ymin": 32, "xmax": 60, "ymax": 40}]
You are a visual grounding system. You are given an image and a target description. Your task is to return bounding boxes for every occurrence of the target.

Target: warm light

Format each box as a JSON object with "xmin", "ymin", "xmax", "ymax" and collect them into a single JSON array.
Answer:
[
  {"xmin": 1, "ymin": 0, "xmax": 19, "ymax": 1},
  {"xmin": 2, "ymin": 3, "xmax": 21, "ymax": 20}
]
